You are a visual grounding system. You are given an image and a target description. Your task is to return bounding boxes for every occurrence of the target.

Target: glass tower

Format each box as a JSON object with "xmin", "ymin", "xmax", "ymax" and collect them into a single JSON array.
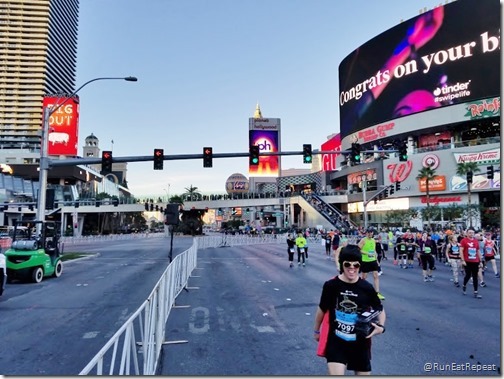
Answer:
[{"xmin": 0, "ymin": 0, "xmax": 79, "ymax": 160}]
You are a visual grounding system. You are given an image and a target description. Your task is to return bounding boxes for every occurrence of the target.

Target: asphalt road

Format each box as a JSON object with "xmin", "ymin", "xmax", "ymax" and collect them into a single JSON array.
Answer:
[
  {"xmin": 159, "ymin": 242, "xmax": 501, "ymax": 376},
  {"xmin": 0, "ymin": 237, "xmax": 500, "ymax": 376},
  {"xmin": 0, "ymin": 235, "xmax": 193, "ymax": 376}
]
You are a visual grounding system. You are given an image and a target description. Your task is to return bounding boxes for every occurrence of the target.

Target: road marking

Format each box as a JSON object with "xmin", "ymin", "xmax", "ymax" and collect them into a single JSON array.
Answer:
[
  {"xmin": 251, "ymin": 325, "xmax": 275, "ymax": 333},
  {"xmin": 216, "ymin": 306, "xmax": 226, "ymax": 331},
  {"xmin": 189, "ymin": 306, "xmax": 210, "ymax": 334},
  {"xmin": 83, "ymin": 331, "xmax": 99, "ymax": 339}
]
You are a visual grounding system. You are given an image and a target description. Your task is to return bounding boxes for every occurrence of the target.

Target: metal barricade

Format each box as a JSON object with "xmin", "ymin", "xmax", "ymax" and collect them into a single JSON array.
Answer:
[{"xmin": 79, "ymin": 233, "xmax": 282, "ymax": 375}]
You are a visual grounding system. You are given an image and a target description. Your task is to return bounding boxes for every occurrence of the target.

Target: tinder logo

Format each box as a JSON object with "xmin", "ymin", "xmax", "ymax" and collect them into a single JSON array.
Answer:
[{"xmin": 433, "ymin": 81, "xmax": 471, "ymax": 102}]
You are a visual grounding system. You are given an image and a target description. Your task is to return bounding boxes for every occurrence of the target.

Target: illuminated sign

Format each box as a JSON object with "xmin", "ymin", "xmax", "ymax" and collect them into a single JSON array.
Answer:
[
  {"xmin": 453, "ymin": 148, "xmax": 500, "ymax": 165},
  {"xmin": 348, "ymin": 169, "xmax": 376, "ymax": 185},
  {"xmin": 249, "ymin": 117, "xmax": 280, "ymax": 177},
  {"xmin": 464, "ymin": 97, "xmax": 500, "ymax": 119},
  {"xmin": 419, "ymin": 176, "xmax": 447, "ymax": 192},
  {"xmin": 420, "ymin": 196, "xmax": 462, "ymax": 204},
  {"xmin": 386, "ymin": 161, "xmax": 413, "ymax": 184},
  {"xmin": 321, "ymin": 134, "xmax": 341, "ymax": 171},
  {"xmin": 450, "ymin": 174, "xmax": 500, "ymax": 191},
  {"xmin": 357, "ymin": 122, "xmax": 395, "ymax": 143},
  {"xmin": 339, "ymin": 0, "xmax": 500, "ymax": 139},
  {"xmin": 43, "ymin": 96, "xmax": 79, "ymax": 156}
]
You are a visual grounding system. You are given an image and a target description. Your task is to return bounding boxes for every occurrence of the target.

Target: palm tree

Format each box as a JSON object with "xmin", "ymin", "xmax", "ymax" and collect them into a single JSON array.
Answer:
[
  {"xmin": 416, "ymin": 166, "xmax": 437, "ymax": 229},
  {"xmin": 456, "ymin": 162, "xmax": 480, "ymax": 227},
  {"xmin": 168, "ymin": 194, "xmax": 184, "ymax": 205},
  {"xmin": 183, "ymin": 185, "xmax": 202, "ymax": 201}
]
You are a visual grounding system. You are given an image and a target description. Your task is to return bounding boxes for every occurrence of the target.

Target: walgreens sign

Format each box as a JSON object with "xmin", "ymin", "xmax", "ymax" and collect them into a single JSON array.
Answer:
[{"xmin": 43, "ymin": 96, "xmax": 79, "ymax": 156}]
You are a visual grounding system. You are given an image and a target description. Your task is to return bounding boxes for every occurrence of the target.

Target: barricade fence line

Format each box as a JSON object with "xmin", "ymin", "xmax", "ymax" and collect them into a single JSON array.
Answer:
[{"xmin": 79, "ymin": 235, "xmax": 281, "ymax": 376}]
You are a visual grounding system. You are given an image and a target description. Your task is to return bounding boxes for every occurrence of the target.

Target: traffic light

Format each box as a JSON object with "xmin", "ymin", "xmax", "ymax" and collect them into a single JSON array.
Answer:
[
  {"xmin": 112, "ymin": 198, "xmax": 119, "ymax": 207},
  {"xmin": 487, "ymin": 166, "xmax": 494, "ymax": 180},
  {"xmin": 302, "ymin": 144, "xmax": 312, "ymax": 164},
  {"xmin": 155, "ymin": 205, "xmax": 159, "ymax": 212},
  {"xmin": 389, "ymin": 186, "xmax": 395, "ymax": 195},
  {"xmin": 466, "ymin": 171, "xmax": 473, "ymax": 184},
  {"xmin": 153, "ymin": 148, "xmax": 164, "ymax": 170},
  {"xmin": 399, "ymin": 142, "xmax": 408, "ymax": 162},
  {"xmin": 395, "ymin": 181, "xmax": 401, "ymax": 191},
  {"xmin": 150, "ymin": 203, "xmax": 154, "ymax": 212},
  {"xmin": 378, "ymin": 193, "xmax": 383, "ymax": 201},
  {"xmin": 383, "ymin": 189, "xmax": 389, "ymax": 199},
  {"xmin": 164, "ymin": 203, "xmax": 180, "ymax": 225},
  {"xmin": 373, "ymin": 199, "xmax": 378, "ymax": 205},
  {"xmin": 250, "ymin": 145, "xmax": 260, "ymax": 165},
  {"xmin": 101, "ymin": 150, "xmax": 113, "ymax": 174},
  {"xmin": 203, "ymin": 147, "xmax": 213, "ymax": 168},
  {"xmin": 360, "ymin": 214, "xmax": 364, "ymax": 221},
  {"xmin": 351, "ymin": 143, "xmax": 361, "ymax": 164},
  {"xmin": 145, "ymin": 202, "xmax": 149, "ymax": 211}
]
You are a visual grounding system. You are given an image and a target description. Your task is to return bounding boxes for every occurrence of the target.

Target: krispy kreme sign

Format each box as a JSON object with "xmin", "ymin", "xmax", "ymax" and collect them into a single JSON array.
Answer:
[{"xmin": 453, "ymin": 149, "xmax": 500, "ymax": 164}]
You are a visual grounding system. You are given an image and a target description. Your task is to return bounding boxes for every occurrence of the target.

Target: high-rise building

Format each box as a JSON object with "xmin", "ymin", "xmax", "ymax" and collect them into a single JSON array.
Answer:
[{"xmin": 0, "ymin": 0, "xmax": 79, "ymax": 163}]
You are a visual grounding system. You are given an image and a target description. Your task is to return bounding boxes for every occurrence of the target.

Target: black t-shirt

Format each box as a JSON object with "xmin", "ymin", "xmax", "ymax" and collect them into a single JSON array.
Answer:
[
  {"xmin": 332, "ymin": 234, "xmax": 340, "ymax": 246},
  {"xmin": 319, "ymin": 277, "xmax": 383, "ymax": 342},
  {"xmin": 396, "ymin": 236, "xmax": 407, "ymax": 252},
  {"xmin": 405, "ymin": 236, "xmax": 417, "ymax": 252},
  {"xmin": 287, "ymin": 238, "xmax": 296, "ymax": 249}
]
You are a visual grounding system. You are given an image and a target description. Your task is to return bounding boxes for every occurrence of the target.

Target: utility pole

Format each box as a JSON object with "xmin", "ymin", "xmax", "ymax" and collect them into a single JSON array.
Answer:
[{"xmin": 361, "ymin": 175, "xmax": 368, "ymax": 229}]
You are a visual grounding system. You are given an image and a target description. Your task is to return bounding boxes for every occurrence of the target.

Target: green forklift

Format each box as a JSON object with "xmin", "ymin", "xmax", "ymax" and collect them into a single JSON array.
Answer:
[{"xmin": 5, "ymin": 221, "xmax": 63, "ymax": 283}]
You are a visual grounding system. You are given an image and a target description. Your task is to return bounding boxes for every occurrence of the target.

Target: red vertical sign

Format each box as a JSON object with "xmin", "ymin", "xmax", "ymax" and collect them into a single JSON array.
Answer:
[
  {"xmin": 320, "ymin": 134, "xmax": 341, "ymax": 171},
  {"xmin": 43, "ymin": 96, "xmax": 79, "ymax": 156}
]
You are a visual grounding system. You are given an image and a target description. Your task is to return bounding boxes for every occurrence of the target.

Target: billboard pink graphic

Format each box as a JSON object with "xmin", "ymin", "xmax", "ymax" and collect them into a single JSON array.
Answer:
[{"xmin": 249, "ymin": 130, "xmax": 279, "ymax": 177}]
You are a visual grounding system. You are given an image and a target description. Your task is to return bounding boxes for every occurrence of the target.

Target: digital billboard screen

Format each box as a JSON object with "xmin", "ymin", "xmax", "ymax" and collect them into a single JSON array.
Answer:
[
  {"xmin": 43, "ymin": 96, "xmax": 80, "ymax": 156},
  {"xmin": 249, "ymin": 130, "xmax": 279, "ymax": 177},
  {"xmin": 339, "ymin": 0, "xmax": 500, "ymax": 139}
]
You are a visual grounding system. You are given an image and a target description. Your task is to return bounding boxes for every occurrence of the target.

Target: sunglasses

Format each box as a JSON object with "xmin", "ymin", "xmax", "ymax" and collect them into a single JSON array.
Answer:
[{"xmin": 343, "ymin": 261, "xmax": 361, "ymax": 269}]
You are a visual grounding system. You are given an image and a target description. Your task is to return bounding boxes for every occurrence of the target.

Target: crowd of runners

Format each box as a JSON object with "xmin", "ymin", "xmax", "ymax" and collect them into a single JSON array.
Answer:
[{"xmin": 286, "ymin": 226, "xmax": 500, "ymax": 300}]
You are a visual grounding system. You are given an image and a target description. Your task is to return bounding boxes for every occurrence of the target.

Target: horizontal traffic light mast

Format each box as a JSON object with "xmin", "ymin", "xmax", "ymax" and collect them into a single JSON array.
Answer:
[{"xmin": 47, "ymin": 148, "xmax": 401, "ymax": 168}]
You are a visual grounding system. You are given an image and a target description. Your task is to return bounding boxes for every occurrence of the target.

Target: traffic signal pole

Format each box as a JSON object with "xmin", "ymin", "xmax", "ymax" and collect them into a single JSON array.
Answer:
[
  {"xmin": 46, "ymin": 149, "xmax": 400, "ymax": 168},
  {"xmin": 362, "ymin": 179, "xmax": 368, "ymax": 229}
]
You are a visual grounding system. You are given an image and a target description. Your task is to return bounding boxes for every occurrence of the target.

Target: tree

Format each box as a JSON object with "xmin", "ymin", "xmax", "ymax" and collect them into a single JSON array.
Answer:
[
  {"xmin": 456, "ymin": 162, "xmax": 480, "ymax": 227},
  {"xmin": 168, "ymin": 194, "xmax": 184, "ymax": 205},
  {"xmin": 443, "ymin": 203, "xmax": 465, "ymax": 224},
  {"xmin": 183, "ymin": 185, "xmax": 202, "ymax": 201},
  {"xmin": 420, "ymin": 205, "xmax": 441, "ymax": 231},
  {"xmin": 416, "ymin": 166, "xmax": 437, "ymax": 229}
]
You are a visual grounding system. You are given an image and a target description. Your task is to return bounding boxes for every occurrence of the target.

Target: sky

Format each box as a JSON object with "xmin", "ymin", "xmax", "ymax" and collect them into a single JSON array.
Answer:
[{"xmin": 76, "ymin": 0, "xmax": 448, "ymax": 199}]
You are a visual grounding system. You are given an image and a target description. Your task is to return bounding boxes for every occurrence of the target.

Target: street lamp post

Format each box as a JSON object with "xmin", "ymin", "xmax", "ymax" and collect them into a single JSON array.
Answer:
[
  {"xmin": 36, "ymin": 76, "xmax": 137, "ymax": 228},
  {"xmin": 361, "ymin": 175, "xmax": 368, "ymax": 229}
]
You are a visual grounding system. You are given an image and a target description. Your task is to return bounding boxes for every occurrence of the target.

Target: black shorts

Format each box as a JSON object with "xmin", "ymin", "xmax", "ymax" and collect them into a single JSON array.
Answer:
[
  {"xmin": 325, "ymin": 335, "xmax": 372, "ymax": 372},
  {"xmin": 484, "ymin": 256, "xmax": 495, "ymax": 262},
  {"xmin": 361, "ymin": 260, "xmax": 380, "ymax": 273}
]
